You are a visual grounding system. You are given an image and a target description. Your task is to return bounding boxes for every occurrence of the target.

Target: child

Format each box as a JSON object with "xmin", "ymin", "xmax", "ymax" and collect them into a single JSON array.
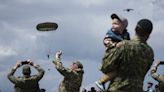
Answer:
[
  {"xmin": 96, "ymin": 13, "xmax": 130, "ymax": 91},
  {"xmin": 104, "ymin": 13, "xmax": 130, "ymax": 48}
]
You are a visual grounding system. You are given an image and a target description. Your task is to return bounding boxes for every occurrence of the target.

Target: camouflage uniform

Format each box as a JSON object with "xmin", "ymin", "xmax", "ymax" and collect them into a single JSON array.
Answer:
[
  {"xmin": 151, "ymin": 65, "xmax": 164, "ymax": 92},
  {"xmin": 8, "ymin": 65, "xmax": 45, "ymax": 92},
  {"xmin": 100, "ymin": 36, "xmax": 154, "ymax": 92},
  {"xmin": 53, "ymin": 58, "xmax": 84, "ymax": 92}
]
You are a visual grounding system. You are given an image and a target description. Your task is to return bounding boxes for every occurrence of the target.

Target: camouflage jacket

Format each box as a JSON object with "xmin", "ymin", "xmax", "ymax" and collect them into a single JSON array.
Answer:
[
  {"xmin": 101, "ymin": 36, "xmax": 154, "ymax": 92},
  {"xmin": 53, "ymin": 58, "xmax": 84, "ymax": 92},
  {"xmin": 8, "ymin": 66, "xmax": 45, "ymax": 92},
  {"xmin": 151, "ymin": 66, "xmax": 164, "ymax": 92}
]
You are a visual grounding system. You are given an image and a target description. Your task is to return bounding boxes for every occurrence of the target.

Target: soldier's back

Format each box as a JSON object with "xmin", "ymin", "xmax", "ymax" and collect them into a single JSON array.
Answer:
[
  {"xmin": 14, "ymin": 76, "xmax": 41, "ymax": 92},
  {"xmin": 109, "ymin": 39, "xmax": 154, "ymax": 92}
]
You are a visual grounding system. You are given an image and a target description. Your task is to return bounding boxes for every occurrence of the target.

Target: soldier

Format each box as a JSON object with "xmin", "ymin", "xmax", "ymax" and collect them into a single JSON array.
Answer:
[
  {"xmin": 53, "ymin": 51, "xmax": 84, "ymax": 92},
  {"xmin": 151, "ymin": 60, "xmax": 164, "ymax": 92},
  {"xmin": 8, "ymin": 60, "xmax": 45, "ymax": 92},
  {"xmin": 100, "ymin": 19, "xmax": 154, "ymax": 92}
]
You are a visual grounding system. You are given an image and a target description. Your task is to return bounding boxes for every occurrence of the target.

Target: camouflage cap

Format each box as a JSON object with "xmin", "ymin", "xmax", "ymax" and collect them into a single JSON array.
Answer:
[{"xmin": 73, "ymin": 61, "xmax": 83, "ymax": 69}]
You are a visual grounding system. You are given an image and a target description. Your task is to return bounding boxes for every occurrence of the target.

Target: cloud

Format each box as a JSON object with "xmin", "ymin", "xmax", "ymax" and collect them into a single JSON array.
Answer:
[
  {"xmin": 1, "ymin": 0, "xmax": 164, "ymax": 92},
  {"xmin": 0, "ymin": 46, "xmax": 17, "ymax": 57}
]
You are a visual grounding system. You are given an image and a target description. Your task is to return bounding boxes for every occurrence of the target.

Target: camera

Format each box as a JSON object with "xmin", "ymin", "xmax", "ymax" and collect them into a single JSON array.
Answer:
[
  {"xmin": 21, "ymin": 61, "xmax": 29, "ymax": 65},
  {"xmin": 160, "ymin": 61, "xmax": 164, "ymax": 65}
]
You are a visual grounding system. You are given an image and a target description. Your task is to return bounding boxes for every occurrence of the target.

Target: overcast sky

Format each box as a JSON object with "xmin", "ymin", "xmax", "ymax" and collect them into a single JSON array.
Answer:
[{"xmin": 0, "ymin": 0, "xmax": 164, "ymax": 92}]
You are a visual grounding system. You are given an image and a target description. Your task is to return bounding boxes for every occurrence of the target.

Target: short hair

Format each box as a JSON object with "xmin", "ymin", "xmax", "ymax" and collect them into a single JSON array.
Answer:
[
  {"xmin": 22, "ymin": 65, "xmax": 31, "ymax": 75},
  {"xmin": 135, "ymin": 19, "xmax": 153, "ymax": 36}
]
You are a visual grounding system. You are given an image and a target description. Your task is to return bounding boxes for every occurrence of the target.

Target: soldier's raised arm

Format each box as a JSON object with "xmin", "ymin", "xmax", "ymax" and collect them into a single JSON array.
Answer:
[
  {"xmin": 151, "ymin": 61, "xmax": 164, "ymax": 83},
  {"xmin": 28, "ymin": 60, "xmax": 45, "ymax": 81},
  {"xmin": 7, "ymin": 61, "xmax": 22, "ymax": 84},
  {"xmin": 52, "ymin": 51, "xmax": 74, "ymax": 76}
]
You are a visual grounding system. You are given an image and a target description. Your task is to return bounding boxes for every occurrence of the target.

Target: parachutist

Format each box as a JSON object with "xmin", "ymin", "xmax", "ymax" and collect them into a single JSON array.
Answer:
[
  {"xmin": 123, "ymin": 8, "xmax": 134, "ymax": 12},
  {"xmin": 36, "ymin": 22, "xmax": 58, "ymax": 31}
]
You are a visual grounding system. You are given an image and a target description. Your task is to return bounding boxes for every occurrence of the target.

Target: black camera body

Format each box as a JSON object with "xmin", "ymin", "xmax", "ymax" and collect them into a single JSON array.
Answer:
[
  {"xmin": 21, "ymin": 61, "xmax": 29, "ymax": 65},
  {"xmin": 160, "ymin": 61, "xmax": 164, "ymax": 65}
]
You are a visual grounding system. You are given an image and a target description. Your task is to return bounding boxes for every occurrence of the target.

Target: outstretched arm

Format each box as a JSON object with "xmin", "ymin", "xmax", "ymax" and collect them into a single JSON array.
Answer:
[
  {"xmin": 52, "ymin": 51, "xmax": 73, "ymax": 76},
  {"xmin": 151, "ymin": 61, "xmax": 164, "ymax": 83},
  {"xmin": 7, "ymin": 61, "xmax": 22, "ymax": 84},
  {"xmin": 28, "ymin": 60, "xmax": 45, "ymax": 81}
]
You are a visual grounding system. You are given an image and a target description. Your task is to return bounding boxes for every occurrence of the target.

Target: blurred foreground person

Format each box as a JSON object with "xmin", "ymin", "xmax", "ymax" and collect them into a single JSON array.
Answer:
[
  {"xmin": 151, "ymin": 60, "xmax": 164, "ymax": 92},
  {"xmin": 53, "ymin": 51, "xmax": 84, "ymax": 92},
  {"xmin": 8, "ymin": 60, "xmax": 45, "ymax": 92}
]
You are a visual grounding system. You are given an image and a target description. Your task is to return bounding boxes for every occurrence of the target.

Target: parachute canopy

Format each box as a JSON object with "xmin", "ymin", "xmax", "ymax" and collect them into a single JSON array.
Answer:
[
  {"xmin": 36, "ymin": 22, "xmax": 58, "ymax": 31},
  {"xmin": 123, "ymin": 8, "xmax": 134, "ymax": 12}
]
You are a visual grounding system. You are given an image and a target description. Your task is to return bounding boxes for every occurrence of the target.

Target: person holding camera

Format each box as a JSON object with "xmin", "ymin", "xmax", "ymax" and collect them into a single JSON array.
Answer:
[
  {"xmin": 52, "ymin": 51, "xmax": 84, "ymax": 92},
  {"xmin": 151, "ymin": 60, "xmax": 164, "ymax": 92},
  {"xmin": 8, "ymin": 60, "xmax": 45, "ymax": 92}
]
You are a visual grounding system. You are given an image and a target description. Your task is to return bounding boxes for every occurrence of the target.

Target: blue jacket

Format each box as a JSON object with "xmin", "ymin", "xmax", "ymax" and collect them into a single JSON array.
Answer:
[{"xmin": 106, "ymin": 29, "xmax": 130, "ymax": 42}]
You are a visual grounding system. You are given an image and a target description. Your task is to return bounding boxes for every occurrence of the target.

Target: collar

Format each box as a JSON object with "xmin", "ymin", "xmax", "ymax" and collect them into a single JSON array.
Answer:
[
  {"xmin": 23, "ymin": 75, "xmax": 30, "ymax": 78},
  {"xmin": 132, "ymin": 36, "xmax": 147, "ymax": 43}
]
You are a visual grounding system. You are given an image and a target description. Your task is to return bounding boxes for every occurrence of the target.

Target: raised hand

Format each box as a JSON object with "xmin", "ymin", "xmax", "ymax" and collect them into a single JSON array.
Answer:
[{"xmin": 55, "ymin": 50, "xmax": 62, "ymax": 59}]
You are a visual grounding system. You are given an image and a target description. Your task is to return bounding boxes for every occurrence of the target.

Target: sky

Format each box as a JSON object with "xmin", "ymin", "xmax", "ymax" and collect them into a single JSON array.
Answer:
[{"xmin": 0, "ymin": 0, "xmax": 164, "ymax": 92}]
